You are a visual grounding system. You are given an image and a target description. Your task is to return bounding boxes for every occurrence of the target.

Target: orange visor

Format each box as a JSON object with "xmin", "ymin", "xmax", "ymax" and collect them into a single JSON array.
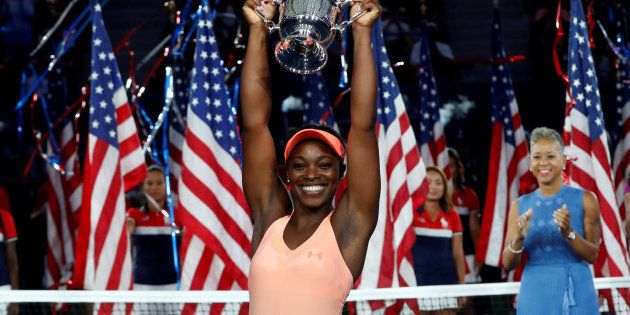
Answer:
[{"xmin": 283, "ymin": 128, "xmax": 345, "ymax": 162}]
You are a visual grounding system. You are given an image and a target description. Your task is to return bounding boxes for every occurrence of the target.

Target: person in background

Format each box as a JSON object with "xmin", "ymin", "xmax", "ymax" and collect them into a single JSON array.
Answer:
[
  {"xmin": 126, "ymin": 165, "xmax": 179, "ymax": 290},
  {"xmin": 503, "ymin": 127, "xmax": 599, "ymax": 314},
  {"xmin": 412, "ymin": 166, "xmax": 466, "ymax": 314},
  {"xmin": 0, "ymin": 186, "xmax": 18, "ymax": 315},
  {"xmin": 447, "ymin": 148, "xmax": 481, "ymax": 283}
]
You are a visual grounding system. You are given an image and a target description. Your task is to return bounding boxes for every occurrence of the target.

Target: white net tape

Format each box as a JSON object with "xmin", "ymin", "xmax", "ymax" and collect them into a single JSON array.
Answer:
[{"xmin": 0, "ymin": 277, "xmax": 627, "ymax": 314}]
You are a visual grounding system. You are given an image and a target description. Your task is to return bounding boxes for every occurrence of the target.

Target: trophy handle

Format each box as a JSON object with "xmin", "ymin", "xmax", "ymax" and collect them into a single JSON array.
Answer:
[
  {"xmin": 255, "ymin": 0, "xmax": 281, "ymax": 33},
  {"xmin": 332, "ymin": 0, "xmax": 365, "ymax": 33}
]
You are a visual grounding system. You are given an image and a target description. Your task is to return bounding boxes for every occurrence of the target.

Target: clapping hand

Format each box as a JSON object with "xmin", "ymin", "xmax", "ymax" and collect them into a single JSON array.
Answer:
[
  {"xmin": 553, "ymin": 204, "xmax": 572, "ymax": 237},
  {"xmin": 515, "ymin": 208, "xmax": 533, "ymax": 241}
]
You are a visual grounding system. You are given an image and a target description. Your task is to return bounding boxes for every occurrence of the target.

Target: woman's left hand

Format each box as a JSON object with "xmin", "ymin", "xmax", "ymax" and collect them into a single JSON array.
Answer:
[{"xmin": 553, "ymin": 204, "xmax": 573, "ymax": 237}]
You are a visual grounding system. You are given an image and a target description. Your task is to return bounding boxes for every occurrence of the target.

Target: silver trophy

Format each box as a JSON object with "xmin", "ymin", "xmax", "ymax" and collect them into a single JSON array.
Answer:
[{"xmin": 256, "ymin": 0, "xmax": 364, "ymax": 74}]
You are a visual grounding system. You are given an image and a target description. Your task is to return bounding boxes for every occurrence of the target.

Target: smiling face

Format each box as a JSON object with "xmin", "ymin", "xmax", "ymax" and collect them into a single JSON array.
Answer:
[
  {"xmin": 426, "ymin": 169, "xmax": 446, "ymax": 202},
  {"xmin": 286, "ymin": 140, "xmax": 341, "ymax": 210},
  {"xmin": 144, "ymin": 170, "xmax": 166, "ymax": 207},
  {"xmin": 530, "ymin": 138, "xmax": 565, "ymax": 186}
]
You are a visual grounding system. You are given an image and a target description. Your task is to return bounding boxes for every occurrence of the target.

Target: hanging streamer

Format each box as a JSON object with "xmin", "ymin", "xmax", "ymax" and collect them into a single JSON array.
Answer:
[
  {"xmin": 332, "ymin": 87, "xmax": 352, "ymax": 109},
  {"xmin": 17, "ymin": 72, "xmax": 28, "ymax": 148},
  {"xmin": 170, "ymin": 0, "xmax": 195, "ymax": 50},
  {"xmin": 72, "ymin": 86, "xmax": 89, "ymax": 161},
  {"xmin": 114, "ymin": 22, "xmax": 143, "ymax": 99},
  {"xmin": 58, "ymin": 1, "xmax": 96, "ymax": 50},
  {"xmin": 22, "ymin": 63, "xmax": 66, "ymax": 174},
  {"xmin": 211, "ymin": 0, "xmax": 221, "ymax": 20},
  {"xmin": 31, "ymin": 83, "xmax": 64, "ymax": 174},
  {"xmin": 134, "ymin": 6, "xmax": 202, "ymax": 149},
  {"xmin": 231, "ymin": 77, "xmax": 240, "ymax": 117},
  {"xmin": 338, "ymin": 9, "xmax": 350, "ymax": 88},
  {"xmin": 22, "ymin": 79, "xmax": 89, "ymax": 179},
  {"xmin": 141, "ymin": 54, "xmax": 174, "ymax": 155},
  {"xmin": 29, "ymin": 92, "xmax": 65, "ymax": 175},
  {"xmin": 15, "ymin": 0, "xmax": 111, "ymax": 111},
  {"xmin": 30, "ymin": 0, "xmax": 80, "ymax": 57},
  {"xmin": 552, "ymin": 0, "xmax": 576, "ymax": 113},
  {"xmin": 160, "ymin": 66, "xmax": 181, "ymax": 289},
  {"xmin": 136, "ymin": 35, "xmax": 172, "ymax": 73},
  {"xmin": 141, "ymin": 108, "xmax": 169, "ymax": 153},
  {"xmin": 597, "ymin": 20, "xmax": 629, "ymax": 61},
  {"xmin": 32, "ymin": 82, "xmax": 62, "ymax": 157},
  {"xmin": 174, "ymin": 16, "xmax": 199, "ymax": 56}
]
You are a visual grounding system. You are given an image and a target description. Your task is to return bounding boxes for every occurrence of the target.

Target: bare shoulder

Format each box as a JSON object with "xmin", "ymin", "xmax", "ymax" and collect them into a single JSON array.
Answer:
[
  {"xmin": 582, "ymin": 190, "xmax": 599, "ymax": 215},
  {"xmin": 582, "ymin": 190, "xmax": 598, "ymax": 205}
]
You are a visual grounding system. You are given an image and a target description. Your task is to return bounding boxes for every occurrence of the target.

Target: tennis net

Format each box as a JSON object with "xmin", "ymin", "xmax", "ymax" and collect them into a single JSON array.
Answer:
[{"xmin": 0, "ymin": 277, "xmax": 628, "ymax": 314}]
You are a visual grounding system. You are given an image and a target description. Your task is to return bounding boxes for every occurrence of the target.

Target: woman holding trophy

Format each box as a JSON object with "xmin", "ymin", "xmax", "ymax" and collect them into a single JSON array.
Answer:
[{"xmin": 241, "ymin": 0, "xmax": 381, "ymax": 313}]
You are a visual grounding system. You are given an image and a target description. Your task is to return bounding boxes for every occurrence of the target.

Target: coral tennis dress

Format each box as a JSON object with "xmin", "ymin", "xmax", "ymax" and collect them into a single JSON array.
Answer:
[{"xmin": 249, "ymin": 212, "xmax": 353, "ymax": 315}]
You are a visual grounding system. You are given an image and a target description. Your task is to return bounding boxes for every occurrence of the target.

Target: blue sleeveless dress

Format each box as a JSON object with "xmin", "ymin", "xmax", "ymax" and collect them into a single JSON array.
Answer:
[{"xmin": 517, "ymin": 185, "xmax": 598, "ymax": 315}]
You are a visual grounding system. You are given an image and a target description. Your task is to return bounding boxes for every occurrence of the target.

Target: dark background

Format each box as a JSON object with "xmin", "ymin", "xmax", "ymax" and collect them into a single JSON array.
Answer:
[{"xmin": 0, "ymin": 0, "xmax": 625, "ymax": 288}]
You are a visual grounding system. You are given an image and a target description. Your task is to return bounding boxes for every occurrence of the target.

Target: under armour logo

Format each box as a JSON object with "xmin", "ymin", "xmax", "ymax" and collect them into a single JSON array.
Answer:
[{"xmin": 307, "ymin": 251, "xmax": 322, "ymax": 259}]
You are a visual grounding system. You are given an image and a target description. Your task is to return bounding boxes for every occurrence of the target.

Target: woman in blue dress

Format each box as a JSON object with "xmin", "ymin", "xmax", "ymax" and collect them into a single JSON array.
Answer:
[{"xmin": 503, "ymin": 127, "xmax": 600, "ymax": 315}]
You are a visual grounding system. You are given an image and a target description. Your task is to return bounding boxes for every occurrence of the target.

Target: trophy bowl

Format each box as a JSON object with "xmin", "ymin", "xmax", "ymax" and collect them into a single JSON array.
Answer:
[{"xmin": 257, "ymin": 0, "xmax": 363, "ymax": 74}]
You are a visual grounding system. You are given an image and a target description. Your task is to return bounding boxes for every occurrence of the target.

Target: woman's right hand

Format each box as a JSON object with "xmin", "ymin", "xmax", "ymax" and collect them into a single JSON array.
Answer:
[
  {"xmin": 243, "ymin": 0, "xmax": 276, "ymax": 26},
  {"xmin": 515, "ymin": 208, "xmax": 533, "ymax": 241},
  {"xmin": 350, "ymin": 0, "xmax": 382, "ymax": 30}
]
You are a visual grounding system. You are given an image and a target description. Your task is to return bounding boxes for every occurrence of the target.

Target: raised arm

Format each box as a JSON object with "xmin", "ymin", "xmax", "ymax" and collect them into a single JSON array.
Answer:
[
  {"xmin": 330, "ymin": 0, "xmax": 381, "ymax": 281},
  {"xmin": 340, "ymin": 0, "xmax": 381, "ymax": 227},
  {"xmin": 241, "ymin": 0, "xmax": 290, "ymax": 254}
]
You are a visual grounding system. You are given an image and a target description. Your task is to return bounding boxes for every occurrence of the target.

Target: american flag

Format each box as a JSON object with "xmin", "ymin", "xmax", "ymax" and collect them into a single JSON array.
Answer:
[
  {"xmin": 168, "ymin": 55, "xmax": 189, "ymax": 207},
  {"xmin": 564, "ymin": 0, "xmax": 630, "ymax": 310},
  {"xmin": 177, "ymin": 4, "xmax": 251, "ymax": 312},
  {"xmin": 612, "ymin": 58, "xmax": 630, "ymax": 225},
  {"xmin": 415, "ymin": 33, "xmax": 448, "ymax": 174},
  {"xmin": 72, "ymin": 1, "xmax": 146, "ymax": 295},
  {"xmin": 357, "ymin": 19, "xmax": 427, "ymax": 312},
  {"xmin": 302, "ymin": 72, "xmax": 339, "ymax": 130},
  {"xmin": 45, "ymin": 121, "xmax": 82, "ymax": 289},
  {"xmin": 475, "ymin": 10, "xmax": 529, "ymax": 268}
]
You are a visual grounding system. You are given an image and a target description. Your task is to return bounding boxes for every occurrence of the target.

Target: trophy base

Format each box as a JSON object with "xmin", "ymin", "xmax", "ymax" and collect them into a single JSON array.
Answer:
[{"xmin": 274, "ymin": 37, "xmax": 328, "ymax": 75}]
